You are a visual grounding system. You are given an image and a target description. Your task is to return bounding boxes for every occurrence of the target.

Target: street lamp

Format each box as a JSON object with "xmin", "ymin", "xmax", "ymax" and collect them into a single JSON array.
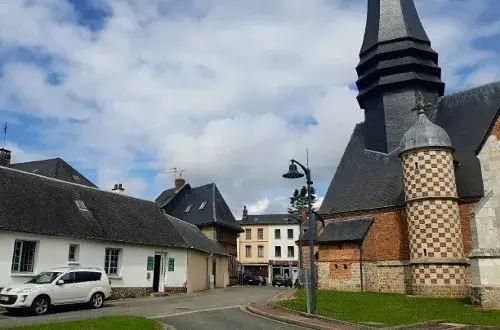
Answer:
[{"xmin": 282, "ymin": 159, "xmax": 317, "ymax": 315}]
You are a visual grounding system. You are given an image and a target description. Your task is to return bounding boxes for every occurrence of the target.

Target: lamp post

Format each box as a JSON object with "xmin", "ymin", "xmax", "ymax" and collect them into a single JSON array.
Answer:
[{"xmin": 282, "ymin": 159, "xmax": 317, "ymax": 315}]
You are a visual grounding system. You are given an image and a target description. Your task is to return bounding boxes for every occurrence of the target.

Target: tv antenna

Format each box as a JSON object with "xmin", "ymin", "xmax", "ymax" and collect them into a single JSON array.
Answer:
[
  {"xmin": 2, "ymin": 122, "xmax": 7, "ymax": 149},
  {"xmin": 166, "ymin": 167, "xmax": 185, "ymax": 179}
]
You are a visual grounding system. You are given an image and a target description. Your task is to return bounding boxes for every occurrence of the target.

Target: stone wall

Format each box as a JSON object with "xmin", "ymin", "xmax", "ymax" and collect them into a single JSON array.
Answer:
[
  {"xmin": 376, "ymin": 261, "xmax": 412, "ymax": 293},
  {"xmin": 110, "ymin": 286, "xmax": 187, "ymax": 299},
  {"xmin": 469, "ymin": 119, "xmax": 500, "ymax": 309}
]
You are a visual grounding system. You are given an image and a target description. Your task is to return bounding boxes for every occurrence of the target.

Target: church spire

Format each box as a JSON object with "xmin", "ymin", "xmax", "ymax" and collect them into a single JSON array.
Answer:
[{"xmin": 355, "ymin": 0, "xmax": 445, "ymax": 154}]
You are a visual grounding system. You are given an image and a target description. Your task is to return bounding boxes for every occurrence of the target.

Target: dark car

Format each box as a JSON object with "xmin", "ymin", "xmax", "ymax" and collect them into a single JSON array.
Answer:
[
  {"xmin": 272, "ymin": 275, "xmax": 293, "ymax": 287},
  {"xmin": 243, "ymin": 274, "xmax": 266, "ymax": 286}
]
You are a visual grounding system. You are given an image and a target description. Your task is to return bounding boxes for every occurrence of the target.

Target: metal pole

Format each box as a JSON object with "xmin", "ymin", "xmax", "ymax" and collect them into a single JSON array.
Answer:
[{"xmin": 306, "ymin": 168, "xmax": 317, "ymax": 315}]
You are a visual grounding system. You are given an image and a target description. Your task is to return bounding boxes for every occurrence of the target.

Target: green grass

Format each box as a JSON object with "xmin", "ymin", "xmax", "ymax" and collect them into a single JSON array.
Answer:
[
  {"xmin": 279, "ymin": 290, "xmax": 500, "ymax": 327},
  {"xmin": 4, "ymin": 316, "xmax": 162, "ymax": 330}
]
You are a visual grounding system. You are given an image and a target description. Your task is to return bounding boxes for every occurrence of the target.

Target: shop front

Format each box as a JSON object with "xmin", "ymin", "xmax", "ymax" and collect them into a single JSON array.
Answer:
[
  {"xmin": 241, "ymin": 263, "xmax": 269, "ymax": 281},
  {"xmin": 269, "ymin": 260, "xmax": 299, "ymax": 282}
]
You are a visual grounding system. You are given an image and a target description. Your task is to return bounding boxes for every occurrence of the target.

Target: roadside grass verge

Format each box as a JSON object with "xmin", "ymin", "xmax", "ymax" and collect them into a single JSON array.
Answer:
[
  {"xmin": 3, "ymin": 316, "xmax": 162, "ymax": 330},
  {"xmin": 278, "ymin": 289, "xmax": 500, "ymax": 327}
]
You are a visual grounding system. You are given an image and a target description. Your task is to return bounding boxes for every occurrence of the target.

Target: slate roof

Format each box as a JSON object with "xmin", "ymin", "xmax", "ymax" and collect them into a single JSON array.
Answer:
[
  {"xmin": 156, "ymin": 183, "xmax": 243, "ymax": 233},
  {"xmin": 239, "ymin": 214, "xmax": 301, "ymax": 226},
  {"xmin": 317, "ymin": 217, "xmax": 374, "ymax": 244},
  {"xmin": 0, "ymin": 165, "xmax": 227, "ymax": 255},
  {"xmin": 166, "ymin": 215, "xmax": 229, "ymax": 256},
  {"xmin": 10, "ymin": 158, "xmax": 98, "ymax": 188},
  {"xmin": 320, "ymin": 81, "xmax": 500, "ymax": 215}
]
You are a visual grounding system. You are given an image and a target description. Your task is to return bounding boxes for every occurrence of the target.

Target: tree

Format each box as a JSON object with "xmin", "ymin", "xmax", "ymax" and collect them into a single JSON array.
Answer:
[{"xmin": 288, "ymin": 185, "xmax": 317, "ymax": 214}]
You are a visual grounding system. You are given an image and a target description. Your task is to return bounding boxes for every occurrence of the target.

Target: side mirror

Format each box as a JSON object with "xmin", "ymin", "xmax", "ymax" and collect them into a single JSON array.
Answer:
[{"xmin": 56, "ymin": 280, "xmax": 65, "ymax": 285}]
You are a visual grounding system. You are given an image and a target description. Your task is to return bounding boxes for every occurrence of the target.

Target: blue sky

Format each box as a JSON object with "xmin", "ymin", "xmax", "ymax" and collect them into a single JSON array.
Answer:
[{"xmin": 0, "ymin": 0, "xmax": 499, "ymax": 216}]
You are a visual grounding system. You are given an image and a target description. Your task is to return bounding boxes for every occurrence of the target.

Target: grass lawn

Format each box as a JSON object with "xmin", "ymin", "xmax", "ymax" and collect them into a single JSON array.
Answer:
[
  {"xmin": 279, "ymin": 290, "xmax": 500, "ymax": 327},
  {"xmin": 3, "ymin": 316, "xmax": 162, "ymax": 330}
]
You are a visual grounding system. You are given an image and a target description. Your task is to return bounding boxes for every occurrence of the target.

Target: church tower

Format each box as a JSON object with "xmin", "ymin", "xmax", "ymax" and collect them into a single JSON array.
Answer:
[
  {"xmin": 356, "ymin": 0, "xmax": 445, "ymax": 154},
  {"xmin": 398, "ymin": 93, "xmax": 467, "ymax": 297}
]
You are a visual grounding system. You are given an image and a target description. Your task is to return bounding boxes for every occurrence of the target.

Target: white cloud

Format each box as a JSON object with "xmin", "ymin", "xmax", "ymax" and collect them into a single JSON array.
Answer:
[{"xmin": 0, "ymin": 0, "xmax": 499, "ymax": 215}]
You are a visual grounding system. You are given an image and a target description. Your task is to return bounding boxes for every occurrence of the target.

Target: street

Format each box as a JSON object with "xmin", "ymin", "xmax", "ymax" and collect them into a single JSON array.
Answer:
[{"xmin": 0, "ymin": 286, "xmax": 307, "ymax": 329}]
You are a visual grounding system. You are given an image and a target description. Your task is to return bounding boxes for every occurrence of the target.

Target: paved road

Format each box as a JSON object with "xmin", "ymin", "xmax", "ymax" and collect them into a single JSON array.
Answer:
[
  {"xmin": 0, "ymin": 286, "xmax": 304, "ymax": 329},
  {"xmin": 159, "ymin": 306, "xmax": 306, "ymax": 330}
]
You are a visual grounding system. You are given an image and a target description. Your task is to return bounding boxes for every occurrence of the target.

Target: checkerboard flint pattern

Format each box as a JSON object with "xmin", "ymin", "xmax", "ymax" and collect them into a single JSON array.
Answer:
[
  {"xmin": 402, "ymin": 150, "xmax": 458, "ymax": 201},
  {"xmin": 412, "ymin": 264, "xmax": 466, "ymax": 286},
  {"xmin": 406, "ymin": 199, "xmax": 464, "ymax": 260}
]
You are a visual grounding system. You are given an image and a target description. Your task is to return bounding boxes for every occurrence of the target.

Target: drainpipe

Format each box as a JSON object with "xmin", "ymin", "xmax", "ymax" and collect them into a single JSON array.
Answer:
[{"xmin": 359, "ymin": 242, "xmax": 364, "ymax": 292}]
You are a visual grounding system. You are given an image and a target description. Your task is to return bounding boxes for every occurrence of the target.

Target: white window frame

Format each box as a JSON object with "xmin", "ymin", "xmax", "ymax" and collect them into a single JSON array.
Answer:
[
  {"xmin": 257, "ymin": 228, "xmax": 264, "ymax": 240},
  {"xmin": 11, "ymin": 240, "xmax": 37, "ymax": 273},
  {"xmin": 245, "ymin": 229, "xmax": 251, "ymax": 240},
  {"xmin": 245, "ymin": 245, "xmax": 251, "ymax": 258},
  {"xmin": 275, "ymin": 229, "xmax": 281, "ymax": 239},
  {"xmin": 287, "ymin": 246, "xmax": 295, "ymax": 258},
  {"xmin": 68, "ymin": 244, "xmax": 80, "ymax": 263},
  {"xmin": 275, "ymin": 246, "xmax": 281, "ymax": 258},
  {"xmin": 104, "ymin": 248, "xmax": 121, "ymax": 275}
]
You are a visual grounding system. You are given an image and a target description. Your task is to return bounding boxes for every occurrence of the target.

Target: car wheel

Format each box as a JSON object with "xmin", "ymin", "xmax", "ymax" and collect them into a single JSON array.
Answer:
[
  {"xmin": 90, "ymin": 292, "xmax": 104, "ymax": 309},
  {"xmin": 32, "ymin": 296, "xmax": 50, "ymax": 315}
]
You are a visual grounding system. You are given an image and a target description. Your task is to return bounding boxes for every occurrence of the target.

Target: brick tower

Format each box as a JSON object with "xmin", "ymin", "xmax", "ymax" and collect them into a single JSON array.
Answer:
[{"xmin": 398, "ymin": 92, "xmax": 468, "ymax": 297}]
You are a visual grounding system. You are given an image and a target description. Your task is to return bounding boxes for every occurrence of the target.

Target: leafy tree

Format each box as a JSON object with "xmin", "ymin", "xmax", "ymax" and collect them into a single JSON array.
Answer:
[{"xmin": 288, "ymin": 185, "xmax": 317, "ymax": 214}]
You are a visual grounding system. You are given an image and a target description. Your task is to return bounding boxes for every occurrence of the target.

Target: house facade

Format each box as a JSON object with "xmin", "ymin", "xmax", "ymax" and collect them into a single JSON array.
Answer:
[
  {"xmin": 0, "ymin": 159, "xmax": 230, "ymax": 298},
  {"xmin": 238, "ymin": 211, "xmax": 300, "ymax": 282},
  {"xmin": 156, "ymin": 176, "xmax": 243, "ymax": 285},
  {"xmin": 303, "ymin": 0, "xmax": 500, "ymax": 308}
]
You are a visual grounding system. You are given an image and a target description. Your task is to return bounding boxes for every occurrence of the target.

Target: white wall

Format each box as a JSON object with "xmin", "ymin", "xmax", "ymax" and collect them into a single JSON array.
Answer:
[
  {"xmin": 268, "ymin": 224, "xmax": 300, "ymax": 282},
  {"xmin": 0, "ymin": 231, "xmax": 188, "ymax": 289},
  {"xmin": 268, "ymin": 224, "xmax": 300, "ymax": 261}
]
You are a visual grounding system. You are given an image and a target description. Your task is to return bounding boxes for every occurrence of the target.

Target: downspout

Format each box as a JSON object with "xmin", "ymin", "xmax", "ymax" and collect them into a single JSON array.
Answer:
[{"xmin": 359, "ymin": 242, "xmax": 364, "ymax": 292}]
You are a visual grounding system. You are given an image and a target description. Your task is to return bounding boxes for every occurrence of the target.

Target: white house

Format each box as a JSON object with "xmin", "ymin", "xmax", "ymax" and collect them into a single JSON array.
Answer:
[
  {"xmin": 0, "ymin": 155, "xmax": 229, "ymax": 298},
  {"xmin": 268, "ymin": 222, "xmax": 300, "ymax": 283}
]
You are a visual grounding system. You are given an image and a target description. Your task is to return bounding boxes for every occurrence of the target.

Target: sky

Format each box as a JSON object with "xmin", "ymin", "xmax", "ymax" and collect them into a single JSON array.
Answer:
[{"xmin": 1, "ymin": 0, "xmax": 499, "ymax": 218}]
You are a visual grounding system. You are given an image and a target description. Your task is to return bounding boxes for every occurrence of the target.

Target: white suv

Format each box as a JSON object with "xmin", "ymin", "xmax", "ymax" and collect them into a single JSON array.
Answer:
[{"xmin": 0, "ymin": 267, "xmax": 112, "ymax": 315}]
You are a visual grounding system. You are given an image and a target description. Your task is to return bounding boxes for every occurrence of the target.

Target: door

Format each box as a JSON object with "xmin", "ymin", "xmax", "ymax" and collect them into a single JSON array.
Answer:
[
  {"xmin": 152, "ymin": 255, "xmax": 162, "ymax": 292},
  {"xmin": 52, "ymin": 272, "xmax": 78, "ymax": 304},
  {"xmin": 284, "ymin": 268, "xmax": 290, "ymax": 278},
  {"xmin": 74, "ymin": 271, "xmax": 98, "ymax": 302},
  {"xmin": 212, "ymin": 258, "xmax": 217, "ymax": 287}
]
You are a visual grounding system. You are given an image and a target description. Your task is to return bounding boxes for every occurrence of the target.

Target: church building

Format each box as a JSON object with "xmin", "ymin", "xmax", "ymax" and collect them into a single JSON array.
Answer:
[{"xmin": 311, "ymin": 0, "xmax": 500, "ymax": 308}]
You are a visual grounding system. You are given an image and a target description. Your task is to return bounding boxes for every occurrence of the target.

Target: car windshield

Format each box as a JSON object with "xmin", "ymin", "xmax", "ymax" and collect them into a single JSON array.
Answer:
[{"xmin": 26, "ymin": 272, "xmax": 62, "ymax": 284}]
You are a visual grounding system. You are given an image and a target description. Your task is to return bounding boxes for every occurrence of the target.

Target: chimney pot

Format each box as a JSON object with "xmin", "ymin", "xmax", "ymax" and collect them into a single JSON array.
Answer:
[{"xmin": 242, "ymin": 205, "xmax": 248, "ymax": 219}]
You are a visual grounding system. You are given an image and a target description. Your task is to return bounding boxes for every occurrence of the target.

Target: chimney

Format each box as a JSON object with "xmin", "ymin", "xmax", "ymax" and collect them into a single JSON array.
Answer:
[
  {"xmin": 174, "ymin": 176, "xmax": 185, "ymax": 191},
  {"xmin": 112, "ymin": 183, "xmax": 125, "ymax": 194},
  {"xmin": 242, "ymin": 205, "xmax": 248, "ymax": 219},
  {"xmin": 0, "ymin": 148, "xmax": 11, "ymax": 167}
]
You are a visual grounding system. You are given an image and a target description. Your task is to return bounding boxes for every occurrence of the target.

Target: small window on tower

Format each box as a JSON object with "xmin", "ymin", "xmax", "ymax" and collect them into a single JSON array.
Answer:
[
  {"xmin": 185, "ymin": 205, "xmax": 193, "ymax": 213},
  {"xmin": 199, "ymin": 201, "xmax": 207, "ymax": 210},
  {"xmin": 415, "ymin": 162, "xmax": 419, "ymax": 169}
]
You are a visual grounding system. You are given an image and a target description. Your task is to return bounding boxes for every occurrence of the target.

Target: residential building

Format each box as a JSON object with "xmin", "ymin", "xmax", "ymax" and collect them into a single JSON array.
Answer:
[
  {"xmin": 238, "ymin": 211, "xmax": 300, "ymax": 282},
  {"xmin": 156, "ymin": 176, "xmax": 243, "ymax": 285},
  {"xmin": 303, "ymin": 0, "xmax": 500, "ymax": 308},
  {"xmin": 0, "ymin": 161, "xmax": 229, "ymax": 298}
]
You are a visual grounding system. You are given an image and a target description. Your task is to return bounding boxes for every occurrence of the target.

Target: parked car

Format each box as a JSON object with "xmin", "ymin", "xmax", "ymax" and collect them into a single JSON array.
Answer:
[
  {"xmin": 0, "ymin": 267, "xmax": 112, "ymax": 315},
  {"xmin": 242, "ymin": 273, "xmax": 266, "ymax": 286},
  {"xmin": 272, "ymin": 275, "xmax": 293, "ymax": 287}
]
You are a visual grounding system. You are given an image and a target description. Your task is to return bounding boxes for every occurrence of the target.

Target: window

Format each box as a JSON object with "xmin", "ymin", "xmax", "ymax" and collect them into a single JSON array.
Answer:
[
  {"xmin": 199, "ymin": 201, "xmax": 207, "ymax": 209},
  {"xmin": 60, "ymin": 272, "xmax": 76, "ymax": 284},
  {"xmin": 245, "ymin": 229, "xmax": 251, "ymax": 240},
  {"xmin": 288, "ymin": 246, "xmax": 295, "ymax": 258},
  {"xmin": 258, "ymin": 245, "xmax": 264, "ymax": 258},
  {"xmin": 245, "ymin": 245, "xmax": 251, "ymax": 257},
  {"xmin": 185, "ymin": 204, "xmax": 193, "ymax": 213},
  {"xmin": 72, "ymin": 175, "xmax": 81, "ymax": 182},
  {"xmin": 275, "ymin": 229, "xmax": 281, "ymax": 239},
  {"xmin": 275, "ymin": 246, "xmax": 281, "ymax": 258},
  {"xmin": 68, "ymin": 244, "xmax": 80, "ymax": 262},
  {"xmin": 257, "ymin": 228, "xmax": 263, "ymax": 240},
  {"xmin": 75, "ymin": 271, "xmax": 101, "ymax": 282},
  {"xmin": 75, "ymin": 200, "xmax": 88, "ymax": 211},
  {"xmin": 11, "ymin": 240, "xmax": 36, "ymax": 273},
  {"xmin": 104, "ymin": 248, "xmax": 121, "ymax": 275},
  {"xmin": 287, "ymin": 229, "xmax": 293, "ymax": 239},
  {"xmin": 168, "ymin": 258, "xmax": 175, "ymax": 271}
]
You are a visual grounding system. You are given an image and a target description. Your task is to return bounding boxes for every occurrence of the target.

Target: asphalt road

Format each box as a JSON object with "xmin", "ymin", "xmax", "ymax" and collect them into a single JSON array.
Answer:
[
  {"xmin": 0, "ymin": 286, "xmax": 304, "ymax": 329},
  {"xmin": 159, "ymin": 306, "xmax": 306, "ymax": 330}
]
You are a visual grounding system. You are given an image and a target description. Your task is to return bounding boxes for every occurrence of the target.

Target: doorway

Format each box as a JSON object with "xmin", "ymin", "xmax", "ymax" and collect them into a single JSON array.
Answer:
[
  {"xmin": 212, "ymin": 258, "xmax": 217, "ymax": 287},
  {"xmin": 152, "ymin": 255, "xmax": 162, "ymax": 292}
]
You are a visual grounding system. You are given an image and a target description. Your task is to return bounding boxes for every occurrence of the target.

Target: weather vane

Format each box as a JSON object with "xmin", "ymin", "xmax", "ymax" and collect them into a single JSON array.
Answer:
[
  {"xmin": 167, "ymin": 167, "xmax": 185, "ymax": 179},
  {"xmin": 411, "ymin": 91, "xmax": 433, "ymax": 115},
  {"xmin": 2, "ymin": 122, "xmax": 7, "ymax": 149}
]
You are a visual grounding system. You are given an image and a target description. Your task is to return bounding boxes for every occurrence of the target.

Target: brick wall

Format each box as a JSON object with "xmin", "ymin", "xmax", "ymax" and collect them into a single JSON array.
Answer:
[{"xmin": 490, "ymin": 118, "xmax": 500, "ymax": 139}]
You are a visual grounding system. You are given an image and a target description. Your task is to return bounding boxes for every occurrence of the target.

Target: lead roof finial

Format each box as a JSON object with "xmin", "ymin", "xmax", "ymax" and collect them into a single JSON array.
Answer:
[{"xmin": 411, "ymin": 91, "xmax": 433, "ymax": 115}]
